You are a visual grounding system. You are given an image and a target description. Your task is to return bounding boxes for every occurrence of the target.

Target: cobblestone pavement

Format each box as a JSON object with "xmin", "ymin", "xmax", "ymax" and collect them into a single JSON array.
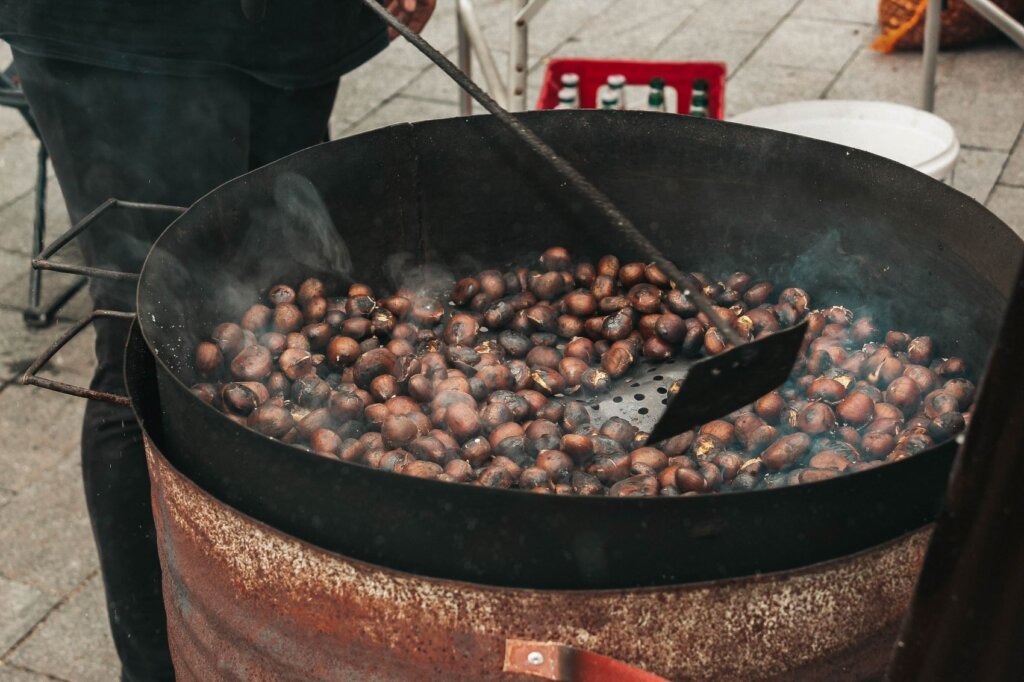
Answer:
[{"xmin": 1, "ymin": 0, "xmax": 1022, "ymax": 678}]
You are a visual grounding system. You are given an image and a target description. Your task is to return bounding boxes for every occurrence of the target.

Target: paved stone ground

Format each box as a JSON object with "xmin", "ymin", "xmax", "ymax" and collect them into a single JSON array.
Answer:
[{"xmin": 0, "ymin": 1, "xmax": 1022, "ymax": 679}]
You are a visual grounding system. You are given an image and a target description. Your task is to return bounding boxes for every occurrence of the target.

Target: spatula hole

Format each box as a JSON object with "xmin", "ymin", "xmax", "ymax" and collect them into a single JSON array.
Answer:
[
  {"xmin": 630, "ymin": 382, "xmax": 640, "ymax": 387},
  {"xmin": 661, "ymin": 398, "xmax": 668, "ymax": 405},
  {"xmin": 613, "ymin": 396, "xmax": 623, "ymax": 403},
  {"xmin": 657, "ymin": 387, "xmax": 667, "ymax": 394},
  {"xmin": 634, "ymin": 393, "xmax": 645, "ymax": 401},
  {"xmin": 654, "ymin": 375, "xmax": 663, "ymax": 381},
  {"xmin": 638, "ymin": 407, "xmax": 649, "ymax": 415}
]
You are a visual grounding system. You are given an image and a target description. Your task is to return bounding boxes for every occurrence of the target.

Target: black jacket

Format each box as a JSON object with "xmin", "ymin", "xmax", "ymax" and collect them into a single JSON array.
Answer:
[{"xmin": 0, "ymin": 0, "xmax": 388, "ymax": 87}]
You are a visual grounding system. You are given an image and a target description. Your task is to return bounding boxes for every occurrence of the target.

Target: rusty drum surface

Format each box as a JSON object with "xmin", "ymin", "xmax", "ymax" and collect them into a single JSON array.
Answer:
[{"xmin": 146, "ymin": 434, "xmax": 929, "ymax": 681}]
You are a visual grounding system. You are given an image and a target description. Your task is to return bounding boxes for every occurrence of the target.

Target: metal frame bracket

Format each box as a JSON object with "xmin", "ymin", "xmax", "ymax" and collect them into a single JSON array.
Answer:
[
  {"xmin": 20, "ymin": 309, "xmax": 137, "ymax": 405},
  {"xmin": 32, "ymin": 198, "xmax": 185, "ymax": 281}
]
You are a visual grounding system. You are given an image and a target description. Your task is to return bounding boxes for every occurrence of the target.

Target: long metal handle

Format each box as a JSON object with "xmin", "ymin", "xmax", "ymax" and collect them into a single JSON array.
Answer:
[
  {"xmin": 359, "ymin": 0, "xmax": 746, "ymax": 347},
  {"xmin": 20, "ymin": 309, "xmax": 136, "ymax": 405},
  {"xmin": 32, "ymin": 198, "xmax": 185, "ymax": 281}
]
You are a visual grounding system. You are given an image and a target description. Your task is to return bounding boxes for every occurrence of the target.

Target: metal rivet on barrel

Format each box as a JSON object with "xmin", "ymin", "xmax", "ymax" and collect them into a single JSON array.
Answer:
[{"xmin": 527, "ymin": 651, "xmax": 544, "ymax": 665}]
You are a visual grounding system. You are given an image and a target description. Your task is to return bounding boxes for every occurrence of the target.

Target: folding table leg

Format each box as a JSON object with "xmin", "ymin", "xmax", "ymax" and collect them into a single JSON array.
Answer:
[
  {"xmin": 963, "ymin": 0, "xmax": 1024, "ymax": 48},
  {"xmin": 457, "ymin": 3, "xmax": 473, "ymax": 115},
  {"xmin": 921, "ymin": 0, "xmax": 942, "ymax": 112}
]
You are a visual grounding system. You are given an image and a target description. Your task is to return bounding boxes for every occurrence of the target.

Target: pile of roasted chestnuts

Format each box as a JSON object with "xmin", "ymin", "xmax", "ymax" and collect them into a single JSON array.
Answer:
[{"xmin": 190, "ymin": 246, "xmax": 975, "ymax": 496}]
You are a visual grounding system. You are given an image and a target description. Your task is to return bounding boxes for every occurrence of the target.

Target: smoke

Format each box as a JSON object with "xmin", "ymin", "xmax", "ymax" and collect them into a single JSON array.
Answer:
[
  {"xmin": 383, "ymin": 252, "xmax": 455, "ymax": 300},
  {"xmin": 765, "ymin": 228, "xmax": 885, "ymax": 320},
  {"xmin": 762, "ymin": 226, "xmax": 965, "ymax": 342},
  {"xmin": 265, "ymin": 173, "xmax": 353, "ymax": 278},
  {"xmin": 145, "ymin": 171, "xmax": 356, "ymax": 378},
  {"xmin": 211, "ymin": 171, "xmax": 355, "ymax": 314},
  {"xmin": 380, "ymin": 226, "xmax": 503, "ymax": 301}
]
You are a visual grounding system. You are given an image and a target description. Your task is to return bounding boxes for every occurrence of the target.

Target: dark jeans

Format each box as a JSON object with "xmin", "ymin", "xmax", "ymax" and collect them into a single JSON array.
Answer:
[{"xmin": 13, "ymin": 50, "xmax": 339, "ymax": 682}]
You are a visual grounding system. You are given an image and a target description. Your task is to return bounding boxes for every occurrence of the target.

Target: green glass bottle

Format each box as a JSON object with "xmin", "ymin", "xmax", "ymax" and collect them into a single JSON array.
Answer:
[
  {"xmin": 606, "ymin": 74, "xmax": 627, "ymax": 110},
  {"xmin": 689, "ymin": 78, "xmax": 709, "ymax": 118},
  {"xmin": 560, "ymin": 72, "xmax": 580, "ymax": 107},
  {"xmin": 600, "ymin": 91, "xmax": 620, "ymax": 110},
  {"xmin": 647, "ymin": 76, "xmax": 666, "ymax": 112},
  {"xmin": 555, "ymin": 87, "xmax": 577, "ymax": 109}
]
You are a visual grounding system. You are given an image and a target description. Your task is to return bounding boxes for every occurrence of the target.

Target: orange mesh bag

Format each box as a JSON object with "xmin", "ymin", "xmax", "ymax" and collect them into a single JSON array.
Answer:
[{"xmin": 874, "ymin": 0, "xmax": 1024, "ymax": 52}]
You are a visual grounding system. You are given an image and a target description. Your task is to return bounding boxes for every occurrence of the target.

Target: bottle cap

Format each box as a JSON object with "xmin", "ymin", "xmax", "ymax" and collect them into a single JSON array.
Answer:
[
  {"xmin": 649, "ymin": 76, "xmax": 666, "ymax": 90},
  {"xmin": 693, "ymin": 78, "xmax": 709, "ymax": 91},
  {"xmin": 607, "ymin": 74, "xmax": 626, "ymax": 88},
  {"xmin": 600, "ymin": 92, "xmax": 620, "ymax": 106},
  {"xmin": 560, "ymin": 72, "xmax": 580, "ymax": 87},
  {"xmin": 557, "ymin": 88, "xmax": 576, "ymax": 103}
]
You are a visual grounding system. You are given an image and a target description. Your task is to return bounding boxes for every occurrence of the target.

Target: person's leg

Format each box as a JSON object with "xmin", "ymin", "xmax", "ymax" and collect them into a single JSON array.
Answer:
[
  {"xmin": 13, "ymin": 51, "xmax": 251, "ymax": 682},
  {"xmin": 247, "ymin": 77, "xmax": 339, "ymax": 170},
  {"xmin": 14, "ymin": 49, "xmax": 341, "ymax": 681}
]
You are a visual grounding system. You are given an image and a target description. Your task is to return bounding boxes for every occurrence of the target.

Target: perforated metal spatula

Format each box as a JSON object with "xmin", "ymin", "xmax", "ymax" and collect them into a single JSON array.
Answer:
[
  {"xmin": 597, "ymin": 319, "xmax": 809, "ymax": 444},
  {"xmin": 362, "ymin": 0, "xmax": 809, "ymax": 442},
  {"xmin": 575, "ymin": 258, "xmax": 809, "ymax": 443}
]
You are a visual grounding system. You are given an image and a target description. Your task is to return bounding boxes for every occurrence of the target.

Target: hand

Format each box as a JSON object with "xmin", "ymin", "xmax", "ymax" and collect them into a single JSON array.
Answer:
[{"xmin": 385, "ymin": 0, "xmax": 437, "ymax": 40}]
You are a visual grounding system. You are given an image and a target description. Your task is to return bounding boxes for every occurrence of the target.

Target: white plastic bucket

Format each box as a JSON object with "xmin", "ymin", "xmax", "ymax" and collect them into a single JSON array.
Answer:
[{"xmin": 730, "ymin": 100, "xmax": 960, "ymax": 181}]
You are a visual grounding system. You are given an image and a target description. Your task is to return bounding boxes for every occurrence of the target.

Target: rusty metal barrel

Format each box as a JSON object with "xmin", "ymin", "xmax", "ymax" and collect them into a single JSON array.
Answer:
[{"xmin": 146, "ymin": 436, "xmax": 928, "ymax": 681}]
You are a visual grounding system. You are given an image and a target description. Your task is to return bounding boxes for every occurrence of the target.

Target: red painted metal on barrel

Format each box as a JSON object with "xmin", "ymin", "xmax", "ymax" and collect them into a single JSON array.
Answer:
[
  {"xmin": 146, "ymin": 434, "xmax": 930, "ymax": 681},
  {"xmin": 504, "ymin": 640, "xmax": 671, "ymax": 681}
]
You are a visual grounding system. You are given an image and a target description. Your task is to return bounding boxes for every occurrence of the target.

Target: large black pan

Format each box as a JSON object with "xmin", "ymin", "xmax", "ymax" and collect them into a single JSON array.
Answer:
[{"xmin": 127, "ymin": 111, "xmax": 1019, "ymax": 589}]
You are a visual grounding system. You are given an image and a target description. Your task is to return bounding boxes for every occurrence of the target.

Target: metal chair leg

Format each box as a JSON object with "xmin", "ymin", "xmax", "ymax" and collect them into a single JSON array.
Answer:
[
  {"xmin": 22, "ymin": 142, "xmax": 87, "ymax": 328},
  {"xmin": 509, "ymin": 0, "xmax": 528, "ymax": 111},
  {"xmin": 457, "ymin": 0, "xmax": 551, "ymax": 114},
  {"xmin": 925, "ymin": 0, "xmax": 1024, "ymax": 111},
  {"xmin": 27, "ymin": 143, "xmax": 47, "ymax": 313},
  {"xmin": 962, "ymin": 0, "xmax": 1024, "ymax": 48},
  {"xmin": 457, "ymin": 4, "xmax": 473, "ymax": 115},
  {"xmin": 921, "ymin": 0, "xmax": 943, "ymax": 111},
  {"xmin": 2, "ymin": 64, "xmax": 88, "ymax": 327}
]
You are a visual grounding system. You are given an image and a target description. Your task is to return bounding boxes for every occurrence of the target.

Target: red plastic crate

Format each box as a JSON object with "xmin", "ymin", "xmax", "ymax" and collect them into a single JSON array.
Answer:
[{"xmin": 536, "ymin": 58, "xmax": 726, "ymax": 119}]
